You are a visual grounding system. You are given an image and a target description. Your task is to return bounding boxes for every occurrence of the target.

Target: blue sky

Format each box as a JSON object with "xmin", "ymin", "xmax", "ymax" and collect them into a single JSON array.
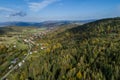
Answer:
[{"xmin": 0, "ymin": 0, "xmax": 120, "ymax": 22}]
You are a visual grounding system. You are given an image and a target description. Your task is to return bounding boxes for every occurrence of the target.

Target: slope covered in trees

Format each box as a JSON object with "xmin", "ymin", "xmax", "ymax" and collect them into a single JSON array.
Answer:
[{"xmin": 5, "ymin": 17, "xmax": 120, "ymax": 80}]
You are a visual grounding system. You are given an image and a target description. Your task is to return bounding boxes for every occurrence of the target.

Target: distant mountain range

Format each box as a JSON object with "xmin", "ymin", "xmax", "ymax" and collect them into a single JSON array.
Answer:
[{"xmin": 0, "ymin": 19, "xmax": 96, "ymax": 27}]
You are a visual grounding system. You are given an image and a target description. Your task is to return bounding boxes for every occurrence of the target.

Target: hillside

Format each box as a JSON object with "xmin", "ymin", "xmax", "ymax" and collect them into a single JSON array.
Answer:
[{"xmin": 1, "ymin": 17, "xmax": 120, "ymax": 80}]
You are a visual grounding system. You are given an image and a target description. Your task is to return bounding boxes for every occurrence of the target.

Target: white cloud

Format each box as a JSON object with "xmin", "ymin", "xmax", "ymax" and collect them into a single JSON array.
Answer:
[
  {"xmin": 0, "ymin": 7, "xmax": 15, "ymax": 12},
  {"xmin": 29, "ymin": 0, "xmax": 59, "ymax": 11},
  {"xmin": 0, "ymin": 7, "xmax": 27, "ymax": 17}
]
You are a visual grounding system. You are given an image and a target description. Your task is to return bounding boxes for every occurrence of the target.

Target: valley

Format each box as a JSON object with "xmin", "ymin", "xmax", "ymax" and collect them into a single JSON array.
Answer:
[
  {"xmin": 0, "ymin": 17, "xmax": 120, "ymax": 80},
  {"xmin": 1, "ymin": 0, "xmax": 120, "ymax": 80}
]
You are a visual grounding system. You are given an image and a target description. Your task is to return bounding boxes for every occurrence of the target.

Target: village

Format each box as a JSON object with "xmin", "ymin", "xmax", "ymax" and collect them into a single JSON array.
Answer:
[{"xmin": 0, "ymin": 28, "xmax": 51, "ymax": 80}]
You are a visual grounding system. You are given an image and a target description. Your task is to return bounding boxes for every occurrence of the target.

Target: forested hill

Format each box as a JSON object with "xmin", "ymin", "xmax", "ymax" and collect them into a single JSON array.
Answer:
[
  {"xmin": 68, "ymin": 17, "xmax": 120, "ymax": 33},
  {"xmin": 6, "ymin": 17, "xmax": 120, "ymax": 80}
]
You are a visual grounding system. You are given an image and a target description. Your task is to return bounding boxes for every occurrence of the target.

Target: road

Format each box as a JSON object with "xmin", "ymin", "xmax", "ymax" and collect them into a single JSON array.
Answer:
[{"xmin": 1, "ymin": 42, "xmax": 32, "ymax": 80}]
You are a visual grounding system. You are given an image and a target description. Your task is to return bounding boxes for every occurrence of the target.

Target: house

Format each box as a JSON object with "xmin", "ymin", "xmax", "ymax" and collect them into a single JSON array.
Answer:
[
  {"xmin": 11, "ymin": 61, "xmax": 16, "ymax": 64},
  {"xmin": 13, "ymin": 45, "xmax": 16, "ymax": 48},
  {"xmin": 5, "ymin": 44, "xmax": 9, "ymax": 48},
  {"xmin": 29, "ymin": 40, "xmax": 35, "ymax": 45},
  {"xmin": 30, "ymin": 37, "xmax": 34, "ymax": 40},
  {"xmin": 33, "ymin": 51, "xmax": 37, "ymax": 53},
  {"xmin": 41, "ymin": 46, "xmax": 46, "ymax": 50},
  {"xmin": 29, "ymin": 52, "xmax": 32, "ymax": 54},
  {"xmin": 23, "ymin": 39, "xmax": 29, "ymax": 43},
  {"xmin": 22, "ymin": 60, "xmax": 25, "ymax": 63},
  {"xmin": 36, "ymin": 44, "xmax": 39, "ymax": 46},
  {"xmin": 11, "ymin": 58, "xmax": 18, "ymax": 64},
  {"xmin": 18, "ymin": 62, "xmax": 22, "ymax": 67},
  {"xmin": 9, "ymin": 65, "xmax": 13, "ymax": 69}
]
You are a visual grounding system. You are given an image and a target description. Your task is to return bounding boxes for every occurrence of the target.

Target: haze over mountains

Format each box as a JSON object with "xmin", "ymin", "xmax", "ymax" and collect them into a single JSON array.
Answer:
[{"xmin": 0, "ymin": 19, "xmax": 96, "ymax": 27}]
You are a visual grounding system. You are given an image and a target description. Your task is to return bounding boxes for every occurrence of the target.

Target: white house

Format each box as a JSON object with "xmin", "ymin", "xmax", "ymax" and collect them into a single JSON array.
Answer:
[
  {"xmin": 9, "ymin": 65, "xmax": 13, "ymax": 69},
  {"xmin": 18, "ymin": 62, "xmax": 22, "ymax": 67}
]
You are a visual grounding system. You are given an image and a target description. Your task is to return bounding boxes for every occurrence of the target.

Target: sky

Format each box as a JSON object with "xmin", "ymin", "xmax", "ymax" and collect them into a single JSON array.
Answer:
[{"xmin": 0, "ymin": 0, "xmax": 120, "ymax": 22}]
